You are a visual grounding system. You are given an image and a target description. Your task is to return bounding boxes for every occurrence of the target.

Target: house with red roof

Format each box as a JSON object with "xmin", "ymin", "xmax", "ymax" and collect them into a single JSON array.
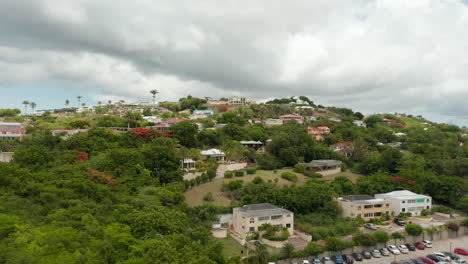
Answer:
[
  {"xmin": 279, "ymin": 114, "xmax": 303, "ymax": 124},
  {"xmin": 330, "ymin": 141, "xmax": 354, "ymax": 157},
  {"xmin": 163, "ymin": 118, "xmax": 188, "ymax": 126}
]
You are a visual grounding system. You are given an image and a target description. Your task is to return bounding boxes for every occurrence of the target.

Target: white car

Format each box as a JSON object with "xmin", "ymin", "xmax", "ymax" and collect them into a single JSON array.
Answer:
[
  {"xmin": 302, "ymin": 261, "xmax": 310, "ymax": 264},
  {"xmin": 388, "ymin": 245, "xmax": 401, "ymax": 255},
  {"xmin": 433, "ymin": 252, "xmax": 450, "ymax": 262},
  {"xmin": 398, "ymin": 245, "xmax": 409, "ymax": 254},
  {"xmin": 422, "ymin": 240, "xmax": 432, "ymax": 248},
  {"xmin": 455, "ymin": 260, "xmax": 467, "ymax": 264},
  {"xmin": 371, "ymin": 249, "xmax": 382, "ymax": 258}
]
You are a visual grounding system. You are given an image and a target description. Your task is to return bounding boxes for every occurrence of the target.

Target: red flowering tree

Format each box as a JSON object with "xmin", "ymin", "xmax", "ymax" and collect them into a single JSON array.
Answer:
[
  {"xmin": 75, "ymin": 152, "xmax": 89, "ymax": 162},
  {"xmin": 217, "ymin": 105, "xmax": 229, "ymax": 113},
  {"xmin": 130, "ymin": 127, "xmax": 156, "ymax": 141},
  {"xmin": 85, "ymin": 169, "xmax": 118, "ymax": 186}
]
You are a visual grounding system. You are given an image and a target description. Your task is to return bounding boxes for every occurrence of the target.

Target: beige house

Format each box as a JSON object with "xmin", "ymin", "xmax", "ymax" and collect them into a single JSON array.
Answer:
[
  {"xmin": 300, "ymin": 160, "xmax": 342, "ymax": 176},
  {"xmin": 338, "ymin": 195, "xmax": 391, "ymax": 221},
  {"xmin": 0, "ymin": 152, "xmax": 14, "ymax": 163},
  {"xmin": 232, "ymin": 203, "xmax": 294, "ymax": 239}
]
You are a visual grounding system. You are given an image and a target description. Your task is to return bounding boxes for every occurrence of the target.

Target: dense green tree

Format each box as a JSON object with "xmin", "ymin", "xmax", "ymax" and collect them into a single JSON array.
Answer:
[{"xmin": 170, "ymin": 121, "xmax": 199, "ymax": 148}]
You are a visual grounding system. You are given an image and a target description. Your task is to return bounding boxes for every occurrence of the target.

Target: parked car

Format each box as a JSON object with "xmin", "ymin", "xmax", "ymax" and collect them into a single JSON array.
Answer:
[
  {"xmin": 254, "ymin": 240, "xmax": 265, "ymax": 246},
  {"xmin": 398, "ymin": 245, "xmax": 409, "ymax": 254},
  {"xmin": 454, "ymin": 248, "xmax": 468, "ymax": 256},
  {"xmin": 391, "ymin": 262, "xmax": 400, "ymax": 264},
  {"xmin": 302, "ymin": 260, "xmax": 310, "ymax": 264},
  {"xmin": 433, "ymin": 252, "xmax": 450, "ymax": 262},
  {"xmin": 405, "ymin": 243, "xmax": 416, "ymax": 251},
  {"xmin": 388, "ymin": 245, "xmax": 401, "ymax": 255},
  {"xmin": 418, "ymin": 257, "xmax": 436, "ymax": 264},
  {"xmin": 313, "ymin": 258, "xmax": 321, "ymax": 264},
  {"xmin": 343, "ymin": 255, "xmax": 354, "ymax": 264},
  {"xmin": 411, "ymin": 259, "xmax": 426, "ymax": 264},
  {"xmin": 442, "ymin": 252, "xmax": 460, "ymax": 261},
  {"xmin": 371, "ymin": 249, "xmax": 382, "ymax": 258},
  {"xmin": 332, "ymin": 255, "xmax": 344, "ymax": 264},
  {"xmin": 401, "ymin": 260, "xmax": 413, "ymax": 264},
  {"xmin": 426, "ymin": 254, "xmax": 443, "ymax": 262},
  {"xmin": 364, "ymin": 223, "xmax": 377, "ymax": 230},
  {"xmin": 415, "ymin": 242, "xmax": 426, "ymax": 250},
  {"xmin": 380, "ymin": 247, "xmax": 391, "ymax": 256},
  {"xmin": 362, "ymin": 251, "xmax": 372, "ymax": 259},
  {"xmin": 352, "ymin": 253, "xmax": 363, "ymax": 261},
  {"xmin": 323, "ymin": 257, "xmax": 332, "ymax": 264},
  {"xmin": 455, "ymin": 261, "xmax": 467, "ymax": 264},
  {"xmin": 394, "ymin": 218, "xmax": 406, "ymax": 226},
  {"xmin": 422, "ymin": 240, "xmax": 433, "ymax": 248}
]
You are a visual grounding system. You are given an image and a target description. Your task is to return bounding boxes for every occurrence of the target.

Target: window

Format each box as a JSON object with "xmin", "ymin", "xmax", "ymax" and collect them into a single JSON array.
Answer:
[
  {"xmin": 242, "ymin": 226, "xmax": 245, "ymax": 229},
  {"xmin": 374, "ymin": 212, "xmax": 382, "ymax": 217},
  {"xmin": 386, "ymin": 203, "xmax": 389, "ymax": 207},
  {"xmin": 426, "ymin": 199, "xmax": 430, "ymax": 203},
  {"xmin": 357, "ymin": 206, "xmax": 362, "ymax": 210},
  {"xmin": 286, "ymin": 223, "xmax": 291, "ymax": 228},
  {"xmin": 287, "ymin": 214, "xmax": 291, "ymax": 217},
  {"xmin": 427, "ymin": 206, "xmax": 430, "ymax": 209},
  {"xmin": 402, "ymin": 201, "xmax": 406, "ymax": 203},
  {"xmin": 258, "ymin": 216, "xmax": 269, "ymax": 221},
  {"xmin": 364, "ymin": 205, "xmax": 373, "ymax": 209},
  {"xmin": 249, "ymin": 227, "xmax": 255, "ymax": 232},
  {"xmin": 271, "ymin": 215, "xmax": 282, "ymax": 220},
  {"xmin": 374, "ymin": 204, "xmax": 383, "ymax": 208},
  {"xmin": 364, "ymin": 213, "xmax": 374, "ymax": 217},
  {"xmin": 249, "ymin": 218, "xmax": 255, "ymax": 223},
  {"xmin": 402, "ymin": 208, "xmax": 406, "ymax": 212}
]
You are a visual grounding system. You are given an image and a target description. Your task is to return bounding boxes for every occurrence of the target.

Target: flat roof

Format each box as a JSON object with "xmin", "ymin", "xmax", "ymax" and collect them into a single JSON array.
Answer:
[{"xmin": 236, "ymin": 203, "xmax": 292, "ymax": 217}]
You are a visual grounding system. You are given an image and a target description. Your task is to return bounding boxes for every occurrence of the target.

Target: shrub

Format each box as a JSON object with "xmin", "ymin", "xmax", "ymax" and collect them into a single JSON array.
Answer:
[
  {"xmin": 353, "ymin": 232, "xmax": 376, "ymax": 246},
  {"xmin": 281, "ymin": 172, "xmax": 297, "ymax": 182},
  {"xmin": 222, "ymin": 180, "xmax": 243, "ymax": 191},
  {"xmin": 234, "ymin": 170, "xmax": 245, "ymax": 177},
  {"xmin": 203, "ymin": 192, "xmax": 214, "ymax": 202},
  {"xmin": 224, "ymin": 171, "xmax": 233, "ymax": 178},
  {"xmin": 293, "ymin": 164, "xmax": 305, "ymax": 173},
  {"xmin": 252, "ymin": 176, "xmax": 264, "ymax": 184},
  {"xmin": 431, "ymin": 206, "xmax": 451, "ymax": 214},
  {"xmin": 207, "ymin": 169, "xmax": 216, "ymax": 180},
  {"xmin": 246, "ymin": 167, "xmax": 257, "ymax": 174},
  {"xmin": 405, "ymin": 223, "xmax": 423, "ymax": 236},
  {"xmin": 304, "ymin": 170, "xmax": 322, "ymax": 178},
  {"xmin": 460, "ymin": 218, "xmax": 468, "ymax": 227},
  {"xmin": 391, "ymin": 232, "xmax": 405, "ymax": 239},
  {"xmin": 373, "ymin": 230, "xmax": 390, "ymax": 243}
]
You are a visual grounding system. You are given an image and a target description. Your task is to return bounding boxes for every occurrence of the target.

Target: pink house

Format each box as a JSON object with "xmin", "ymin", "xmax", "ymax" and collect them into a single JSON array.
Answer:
[
  {"xmin": 279, "ymin": 114, "xmax": 303, "ymax": 124},
  {"xmin": 0, "ymin": 122, "xmax": 26, "ymax": 141}
]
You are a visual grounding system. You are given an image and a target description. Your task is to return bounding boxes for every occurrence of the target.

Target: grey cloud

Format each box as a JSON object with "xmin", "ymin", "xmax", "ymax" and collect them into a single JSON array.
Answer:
[{"xmin": 1, "ymin": 0, "xmax": 468, "ymax": 124}]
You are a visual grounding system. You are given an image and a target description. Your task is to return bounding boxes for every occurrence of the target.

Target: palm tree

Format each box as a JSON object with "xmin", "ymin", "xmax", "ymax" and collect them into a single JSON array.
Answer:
[
  {"xmin": 281, "ymin": 243, "xmax": 295, "ymax": 264},
  {"xmin": 82, "ymin": 103, "xmax": 86, "ymax": 107},
  {"xmin": 22, "ymin": 100, "xmax": 30, "ymax": 115},
  {"xmin": 77, "ymin": 96, "xmax": 82, "ymax": 107},
  {"xmin": 108, "ymin": 100, "xmax": 112, "ymax": 105},
  {"xmin": 98, "ymin": 101, "xmax": 102, "ymax": 106},
  {"xmin": 30, "ymin": 102, "xmax": 37, "ymax": 114},
  {"xmin": 150, "ymin": 89, "xmax": 159, "ymax": 109},
  {"xmin": 65, "ymin": 99, "xmax": 70, "ymax": 107}
]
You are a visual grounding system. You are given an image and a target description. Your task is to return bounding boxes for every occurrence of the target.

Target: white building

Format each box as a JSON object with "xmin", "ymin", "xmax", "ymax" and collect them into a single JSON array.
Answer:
[
  {"xmin": 143, "ymin": 116, "xmax": 162, "ymax": 123},
  {"xmin": 353, "ymin": 120, "xmax": 367, "ymax": 128},
  {"xmin": 232, "ymin": 203, "xmax": 294, "ymax": 239},
  {"xmin": 201, "ymin": 148, "xmax": 226, "ymax": 162},
  {"xmin": 374, "ymin": 190, "xmax": 432, "ymax": 216},
  {"xmin": 51, "ymin": 129, "xmax": 89, "ymax": 139}
]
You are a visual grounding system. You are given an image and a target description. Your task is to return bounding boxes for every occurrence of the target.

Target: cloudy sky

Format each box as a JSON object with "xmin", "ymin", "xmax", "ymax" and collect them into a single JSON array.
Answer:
[{"xmin": 1, "ymin": 0, "xmax": 468, "ymax": 125}]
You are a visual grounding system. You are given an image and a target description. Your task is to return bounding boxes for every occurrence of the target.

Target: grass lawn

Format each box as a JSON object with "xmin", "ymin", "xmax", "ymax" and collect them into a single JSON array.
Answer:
[
  {"xmin": 184, "ymin": 168, "xmax": 307, "ymax": 207},
  {"xmin": 184, "ymin": 169, "xmax": 363, "ymax": 207},
  {"xmin": 215, "ymin": 236, "xmax": 245, "ymax": 257}
]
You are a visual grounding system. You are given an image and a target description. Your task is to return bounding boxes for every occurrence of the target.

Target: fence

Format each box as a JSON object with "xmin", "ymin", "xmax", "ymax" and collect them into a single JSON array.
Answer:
[{"xmin": 278, "ymin": 227, "xmax": 468, "ymax": 264}]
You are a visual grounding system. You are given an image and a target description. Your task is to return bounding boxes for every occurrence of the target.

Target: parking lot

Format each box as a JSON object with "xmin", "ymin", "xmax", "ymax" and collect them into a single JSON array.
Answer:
[{"xmin": 284, "ymin": 236, "xmax": 468, "ymax": 264}]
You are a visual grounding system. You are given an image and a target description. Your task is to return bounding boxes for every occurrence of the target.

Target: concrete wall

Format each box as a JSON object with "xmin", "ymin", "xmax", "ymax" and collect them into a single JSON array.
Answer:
[
  {"xmin": 0, "ymin": 152, "xmax": 13, "ymax": 163},
  {"xmin": 318, "ymin": 168, "xmax": 341, "ymax": 176}
]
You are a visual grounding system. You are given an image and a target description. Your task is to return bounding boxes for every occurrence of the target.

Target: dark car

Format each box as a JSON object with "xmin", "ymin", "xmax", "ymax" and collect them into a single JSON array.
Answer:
[
  {"xmin": 394, "ymin": 218, "xmax": 406, "ymax": 226},
  {"xmin": 352, "ymin": 253, "xmax": 363, "ymax": 261},
  {"xmin": 412, "ymin": 259, "xmax": 426, "ymax": 264},
  {"xmin": 400, "ymin": 260, "xmax": 413, "ymax": 264},
  {"xmin": 426, "ymin": 255, "xmax": 443, "ymax": 262},
  {"xmin": 442, "ymin": 252, "xmax": 460, "ymax": 261},
  {"xmin": 332, "ymin": 255, "xmax": 344, "ymax": 264},
  {"xmin": 405, "ymin": 244, "xmax": 416, "ymax": 251},
  {"xmin": 343, "ymin": 255, "xmax": 354, "ymax": 264},
  {"xmin": 361, "ymin": 251, "xmax": 372, "ymax": 259}
]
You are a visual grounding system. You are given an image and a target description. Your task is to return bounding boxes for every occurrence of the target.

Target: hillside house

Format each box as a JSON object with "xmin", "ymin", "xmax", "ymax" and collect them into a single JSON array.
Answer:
[
  {"xmin": 51, "ymin": 129, "xmax": 89, "ymax": 139},
  {"xmin": 143, "ymin": 116, "xmax": 162, "ymax": 123},
  {"xmin": 0, "ymin": 152, "xmax": 14, "ymax": 163},
  {"xmin": 0, "ymin": 122, "xmax": 26, "ymax": 141},
  {"xmin": 279, "ymin": 114, "xmax": 303, "ymax": 124},
  {"xmin": 232, "ymin": 203, "xmax": 294, "ymax": 239},
  {"xmin": 307, "ymin": 126, "xmax": 330, "ymax": 141},
  {"xmin": 163, "ymin": 118, "xmax": 187, "ymax": 126},
  {"xmin": 353, "ymin": 120, "xmax": 366, "ymax": 127},
  {"xmin": 300, "ymin": 160, "xmax": 342, "ymax": 175},
  {"xmin": 228, "ymin": 96, "xmax": 255, "ymax": 106},
  {"xmin": 181, "ymin": 159, "xmax": 196, "ymax": 170},
  {"xmin": 201, "ymin": 149, "xmax": 226, "ymax": 162},
  {"xmin": 330, "ymin": 142, "xmax": 354, "ymax": 157},
  {"xmin": 240, "ymin": 140, "xmax": 264, "ymax": 153},
  {"xmin": 190, "ymin": 113, "xmax": 208, "ymax": 120},
  {"xmin": 338, "ymin": 195, "xmax": 390, "ymax": 221},
  {"xmin": 264, "ymin": 118, "xmax": 283, "ymax": 126},
  {"xmin": 193, "ymin": 109, "xmax": 214, "ymax": 116}
]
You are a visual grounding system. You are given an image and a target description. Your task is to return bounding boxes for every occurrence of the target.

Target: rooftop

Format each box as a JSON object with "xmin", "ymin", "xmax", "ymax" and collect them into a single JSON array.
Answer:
[
  {"xmin": 201, "ymin": 148, "xmax": 225, "ymax": 156},
  {"xmin": 236, "ymin": 203, "xmax": 292, "ymax": 217},
  {"xmin": 304, "ymin": 159, "xmax": 342, "ymax": 167},
  {"xmin": 376, "ymin": 190, "xmax": 430, "ymax": 199}
]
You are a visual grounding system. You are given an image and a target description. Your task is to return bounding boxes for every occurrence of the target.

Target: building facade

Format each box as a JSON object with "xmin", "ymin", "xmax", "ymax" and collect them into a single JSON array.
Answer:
[
  {"xmin": 0, "ymin": 122, "xmax": 26, "ymax": 141},
  {"xmin": 300, "ymin": 160, "xmax": 342, "ymax": 176},
  {"xmin": 201, "ymin": 148, "xmax": 225, "ymax": 162},
  {"xmin": 232, "ymin": 203, "xmax": 294, "ymax": 238},
  {"xmin": 0, "ymin": 152, "xmax": 14, "ymax": 163},
  {"xmin": 374, "ymin": 190, "xmax": 432, "ymax": 216},
  {"xmin": 338, "ymin": 195, "xmax": 391, "ymax": 221}
]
